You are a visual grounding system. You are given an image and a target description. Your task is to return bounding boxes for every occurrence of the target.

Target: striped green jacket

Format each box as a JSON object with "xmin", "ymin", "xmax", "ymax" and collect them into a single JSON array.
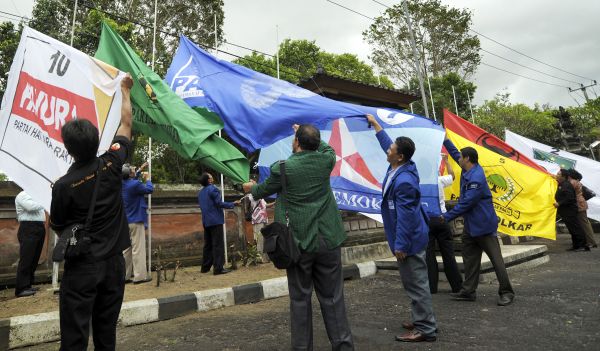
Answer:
[{"xmin": 251, "ymin": 141, "xmax": 346, "ymax": 252}]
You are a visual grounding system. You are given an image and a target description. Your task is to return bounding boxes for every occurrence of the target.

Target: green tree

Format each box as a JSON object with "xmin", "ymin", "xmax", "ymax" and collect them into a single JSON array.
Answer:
[
  {"xmin": 0, "ymin": 21, "xmax": 22, "ymax": 98},
  {"xmin": 410, "ymin": 72, "xmax": 476, "ymax": 122},
  {"xmin": 567, "ymin": 97, "xmax": 600, "ymax": 145},
  {"xmin": 474, "ymin": 92, "xmax": 560, "ymax": 143},
  {"xmin": 364, "ymin": 0, "xmax": 480, "ymax": 87},
  {"xmin": 27, "ymin": 0, "xmax": 224, "ymax": 76},
  {"xmin": 234, "ymin": 39, "xmax": 394, "ymax": 88}
]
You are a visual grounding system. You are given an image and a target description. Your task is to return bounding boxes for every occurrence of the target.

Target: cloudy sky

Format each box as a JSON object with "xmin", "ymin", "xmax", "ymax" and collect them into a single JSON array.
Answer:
[{"xmin": 2, "ymin": 0, "xmax": 599, "ymax": 108}]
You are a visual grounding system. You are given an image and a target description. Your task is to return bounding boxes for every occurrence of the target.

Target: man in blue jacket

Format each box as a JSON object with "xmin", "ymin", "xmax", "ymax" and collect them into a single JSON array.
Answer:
[
  {"xmin": 441, "ymin": 137, "xmax": 515, "ymax": 306},
  {"xmin": 122, "ymin": 163, "xmax": 153, "ymax": 284},
  {"xmin": 198, "ymin": 172, "xmax": 239, "ymax": 275},
  {"xmin": 367, "ymin": 114, "xmax": 437, "ymax": 343}
]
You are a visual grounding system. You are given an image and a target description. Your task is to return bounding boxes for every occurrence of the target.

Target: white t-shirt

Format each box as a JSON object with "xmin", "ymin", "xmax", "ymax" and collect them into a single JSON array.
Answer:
[{"xmin": 438, "ymin": 175, "xmax": 454, "ymax": 214}]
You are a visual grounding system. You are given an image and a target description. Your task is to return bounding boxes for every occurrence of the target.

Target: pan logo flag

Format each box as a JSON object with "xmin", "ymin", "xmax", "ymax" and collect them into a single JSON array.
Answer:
[
  {"xmin": 443, "ymin": 110, "xmax": 556, "ymax": 239},
  {"xmin": 0, "ymin": 27, "xmax": 125, "ymax": 210}
]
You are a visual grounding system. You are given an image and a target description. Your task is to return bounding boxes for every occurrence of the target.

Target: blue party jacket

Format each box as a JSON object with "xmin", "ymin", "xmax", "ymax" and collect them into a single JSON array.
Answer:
[
  {"xmin": 122, "ymin": 179, "xmax": 154, "ymax": 227},
  {"xmin": 442, "ymin": 139, "xmax": 498, "ymax": 237},
  {"xmin": 377, "ymin": 131, "xmax": 429, "ymax": 255},
  {"xmin": 198, "ymin": 184, "xmax": 235, "ymax": 227}
]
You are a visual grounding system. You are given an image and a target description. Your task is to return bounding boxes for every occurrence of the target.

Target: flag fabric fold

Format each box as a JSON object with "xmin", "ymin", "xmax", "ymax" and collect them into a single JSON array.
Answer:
[
  {"xmin": 95, "ymin": 23, "xmax": 248, "ymax": 183},
  {"xmin": 505, "ymin": 129, "xmax": 600, "ymax": 222},
  {"xmin": 444, "ymin": 110, "xmax": 556, "ymax": 239},
  {"xmin": 165, "ymin": 35, "xmax": 436, "ymax": 152}
]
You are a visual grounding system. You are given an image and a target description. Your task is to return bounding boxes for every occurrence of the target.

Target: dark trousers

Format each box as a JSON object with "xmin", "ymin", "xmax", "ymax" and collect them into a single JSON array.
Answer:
[
  {"xmin": 425, "ymin": 220, "xmax": 463, "ymax": 293},
  {"xmin": 563, "ymin": 214, "xmax": 587, "ymax": 249},
  {"xmin": 201, "ymin": 225, "xmax": 225, "ymax": 272},
  {"xmin": 15, "ymin": 221, "xmax": 46, "ymax": 294},
  {"xmin": 59, "ymin": 254, "xmax": 125, "ymax": 351},
  {"xmin": 461, "ymin": 233, "xmax": 514, "ymax": 297},
  {"xmin": 286, "ymin": 238, "xmax": 354, "ymax": 351}
]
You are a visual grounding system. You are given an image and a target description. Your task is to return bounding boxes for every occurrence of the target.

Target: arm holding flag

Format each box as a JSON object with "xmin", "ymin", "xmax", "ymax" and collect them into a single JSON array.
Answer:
[
  {"xmin": 116, "ymin": 74, "xmax": 133, "ymax": 140},
  {"xmin": 250, "ymin": 162, "xmax": 282, "ymax": 200},
  {"xmin": 366, "ymin": 114, "xmax": 394, "ymax": 154},
  {"xmin": 443, "ymin": 137, "xmax": 462, "ymax": 165}
]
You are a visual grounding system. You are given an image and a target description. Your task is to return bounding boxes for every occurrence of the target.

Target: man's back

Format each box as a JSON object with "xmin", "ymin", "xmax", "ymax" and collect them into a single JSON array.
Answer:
[
  {"xmin": 50, "ymin": 136, "xmax": 131, "ymax": 260},
  {"xmin": 252, "ymin": 141, "xmax": 346, "ymax": 252}
]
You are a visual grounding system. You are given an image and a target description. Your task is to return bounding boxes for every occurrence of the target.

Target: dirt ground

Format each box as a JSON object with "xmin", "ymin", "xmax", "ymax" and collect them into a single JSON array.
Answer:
[{"xmin": 0, "ymin": 264, "xmax": 285, "ymax": 319}]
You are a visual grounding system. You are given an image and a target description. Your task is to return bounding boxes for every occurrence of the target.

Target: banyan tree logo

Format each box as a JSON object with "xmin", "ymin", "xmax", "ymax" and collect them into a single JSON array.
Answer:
[{"xmin": 484, "ymin": 165, "xmax": 523, "ymax": 206}]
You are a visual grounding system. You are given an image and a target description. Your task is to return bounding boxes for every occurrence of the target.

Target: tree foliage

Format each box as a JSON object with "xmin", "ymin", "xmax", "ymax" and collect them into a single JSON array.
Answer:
[
  {"xmin": 0, "ymin": 21, "xmax": 22, "ymax": 98},
  {"xmin": 234, "ymin": 39, "xmax": 394, "ymax": 88},
  {"xmin": 364, "ymin": 0, "xmax": 480, "ymax": 87},
  {"xmin": 474, "ymin": 93, "xmax": 560, "ymax": 143},
  {"xmin": 567, "ymin": 97, "xmax": 600, "ymax": 145}
]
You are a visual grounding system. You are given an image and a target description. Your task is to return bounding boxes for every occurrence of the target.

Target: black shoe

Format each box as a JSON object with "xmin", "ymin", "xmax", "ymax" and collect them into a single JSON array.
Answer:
[
  {"xmin": 450, "ymin": 292, "xmax": 476, "ymax": 301},
  {"xmin": 133, "ymin": 278, "xmax": 152, "ymax": 284},
  {"xmin": 573, "ymin": 247, "xmax": 590, "ymax": 252},
  {"xmin": 30, "ymin": 286, "xmax": 40, "ymax": 292},
  {"xmin": 213, "ymin": 268, "xmax": 231, "ymax": 275},
  {"xmin": 200, "ymin": 267, "xmax": 211, "ymax": 273},
  {"xmin": 15, "ymin": 289, "xmax": 36, "ymax": 298},
  {"xmin": 497, "ymin": 294, "xmax": 515, "ymax": 306}
]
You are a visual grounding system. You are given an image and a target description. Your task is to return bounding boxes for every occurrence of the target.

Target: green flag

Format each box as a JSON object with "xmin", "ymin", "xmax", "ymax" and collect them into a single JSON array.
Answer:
[{"xmin": 95, "ymin": 23, "xmax": 249, "ymax": 183}]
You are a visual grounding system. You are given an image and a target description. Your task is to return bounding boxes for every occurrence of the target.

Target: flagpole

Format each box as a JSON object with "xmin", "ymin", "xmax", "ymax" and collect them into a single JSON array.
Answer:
[
  {"xmin": 276, "ymin": 25, "xmax": 280, "ymax": 79},
  {"xmin": 425, "ymin": 71, "xmax": 436, "ymax": 121},
  {"xmin": 52, "ymin": 0, "xmax": 80, "ymax": 292},
  {"xmin": 214, "ymin": 13, "xmax": 228, "ymax": 265},
  {"xmin": 466, "ymin": 89, "xmax": 475, "ymax": 124},
  {"xmin": 69, "ymin": 0, "xmax": 78, "ymax": 46},
  {"xmin": 408, "ymin": 81, "xmax": 414, "ymax": 114},
  {"xmin": 452, "ymin": 85, "xmax": 459, "ymax": 115},
  {"xmin": 402, "ymin": 0, "xmax": 429, "ymax": 119},
  {"xmin": 148, "ymin": 0, "xmax": 158, "ymax": 278}
]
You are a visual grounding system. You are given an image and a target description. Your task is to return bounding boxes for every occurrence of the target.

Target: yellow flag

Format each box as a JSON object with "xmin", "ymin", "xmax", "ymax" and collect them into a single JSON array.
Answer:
[{"xmin": 445, "ymin": 129, "xmax": 557, "ymax": 239}]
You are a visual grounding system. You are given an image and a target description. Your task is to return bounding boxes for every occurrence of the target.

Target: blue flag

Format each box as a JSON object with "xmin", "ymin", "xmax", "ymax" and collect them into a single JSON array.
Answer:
[{"xmin": 165, "ymin": 35, "xmax": 445, "ymax": 215}]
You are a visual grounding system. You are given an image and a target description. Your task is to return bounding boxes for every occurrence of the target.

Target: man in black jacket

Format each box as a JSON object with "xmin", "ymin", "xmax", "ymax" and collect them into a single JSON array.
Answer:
[
  {"xmin": 50, "ymin": 74, "xmax": 134, "ymax": 350},
  {"xmin": 554, "ymin": 169, "xmax": 588, "ymax": 251}
]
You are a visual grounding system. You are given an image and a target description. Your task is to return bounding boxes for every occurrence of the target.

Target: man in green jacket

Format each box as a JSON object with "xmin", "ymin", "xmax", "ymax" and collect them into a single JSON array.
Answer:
[{"xmin": 243, "ymin": 124, "xmax": 354, "ymax": 351}]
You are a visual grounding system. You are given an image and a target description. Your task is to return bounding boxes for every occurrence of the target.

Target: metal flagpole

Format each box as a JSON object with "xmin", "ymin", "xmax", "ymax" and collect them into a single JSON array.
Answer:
[
  {"xmin": 69, "ymin": 0, "xmax": 78, "ymax": 46},
  {"xmin": 451, "ymin": 85, "xmax": 459, "ymax": 115},
  {"xmin": 466, "ymin": 89, "xmax": 475, "ymax": 124},
  {"xmin": 425, "ymin": 72, "xmax": 436, "ymax": 121},
  {"xmin": 276, "ymin": 25, "xmax": 280, "ymax": 79},
  {"xmin": 402, "ymin": 0, "xmax": 429, "ymax": 119},
  {"xmin": 53, "ymin": 0, "xmax": 80, "ymax": 291},
  {"xmin": 408, "ymin": 81, "xmax": 414, "ymax": 114},
  {"xmin": 214, "ymin": 13, "xmax": 228, "ymax": 264},
  {"xmin": 148, "ymin": 0, "xmax": 158, "ymax": 277}
]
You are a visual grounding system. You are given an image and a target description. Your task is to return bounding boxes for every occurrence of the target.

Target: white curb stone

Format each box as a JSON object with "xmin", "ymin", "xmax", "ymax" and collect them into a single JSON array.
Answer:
[
  {"xmin": 261, "ymin": 276, "xmax": 289, "ymax": 299},
  {"xmin": 194, "ymin": 288, "xmax": 234, "ymax": 312},
  {"xmin": 118, "ymin": 299, "xmax": 159, "ymax": 327},
  {"xmin": 356, "ymin": 261, "xmax": 378, "ymax": 278},
  {"xmin": 9, "ymin": 311, "xmax": 60, "ymax": 349}
]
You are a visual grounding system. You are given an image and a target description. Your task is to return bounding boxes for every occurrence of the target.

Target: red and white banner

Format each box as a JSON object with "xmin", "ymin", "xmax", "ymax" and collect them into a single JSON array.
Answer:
[{"xmin": 0, "ymin": 27, "xmax": 125, "ymax": 210}]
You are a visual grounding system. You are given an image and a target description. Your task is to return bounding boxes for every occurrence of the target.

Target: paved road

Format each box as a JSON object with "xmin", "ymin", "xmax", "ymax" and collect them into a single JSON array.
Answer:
[{"xmin": 26, "ymin": 233, "xmax": 599, "ymax": 350}]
